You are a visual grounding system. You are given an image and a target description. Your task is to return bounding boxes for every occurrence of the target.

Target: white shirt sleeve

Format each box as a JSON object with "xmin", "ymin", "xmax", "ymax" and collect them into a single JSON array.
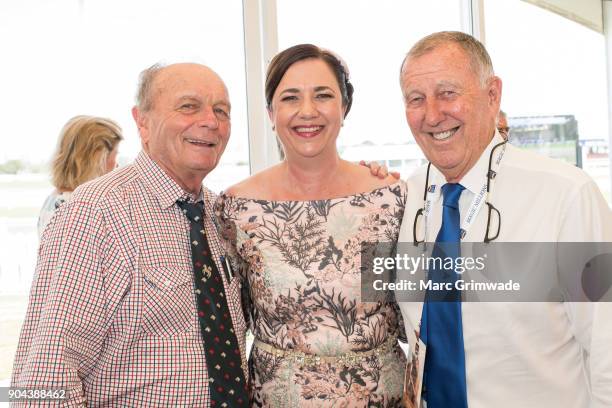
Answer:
[{"xmin": 558, "ymin": 179, "xmax": 612, "ymax": 407}]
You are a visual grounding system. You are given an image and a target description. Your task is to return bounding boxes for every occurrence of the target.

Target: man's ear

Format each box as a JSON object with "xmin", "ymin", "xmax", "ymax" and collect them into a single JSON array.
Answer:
[
  {"xmin": 132, "ymin": 106, "xmax": 149, "ymax": 144},
  {"xmin": 488, "ymin": 76, "xmax": 502, "ymax": 109}
]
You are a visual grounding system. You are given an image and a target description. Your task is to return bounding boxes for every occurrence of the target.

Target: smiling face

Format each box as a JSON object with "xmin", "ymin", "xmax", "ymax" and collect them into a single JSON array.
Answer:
[
  {"xmin": 401, "ymin": 43, "xmax": 501, "ymax": 182},
  {"xmin": 268, "ymin": 58, "xmax": 345, "ymax": 162},
  {"xmin": 132, "ymin": 63, "xmax": 231, "ymax": 193}
]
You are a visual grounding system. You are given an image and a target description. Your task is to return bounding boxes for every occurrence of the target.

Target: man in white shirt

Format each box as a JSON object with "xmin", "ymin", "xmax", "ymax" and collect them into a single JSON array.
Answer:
[{"xmin": 397, "ymin": 31, "xmax": 612, "ymax": 408}]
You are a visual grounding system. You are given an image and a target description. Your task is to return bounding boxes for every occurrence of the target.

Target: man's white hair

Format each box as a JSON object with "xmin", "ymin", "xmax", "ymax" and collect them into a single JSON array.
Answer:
[{"xmin": 400, "ymin": 31, "xmax": 495, "ymax": 88}]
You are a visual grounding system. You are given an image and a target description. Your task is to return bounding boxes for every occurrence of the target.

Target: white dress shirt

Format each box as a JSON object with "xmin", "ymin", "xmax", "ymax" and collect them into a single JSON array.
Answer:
[{"xmin": 398, "ymin": 132, "xmax": 612, "ymax": 408}]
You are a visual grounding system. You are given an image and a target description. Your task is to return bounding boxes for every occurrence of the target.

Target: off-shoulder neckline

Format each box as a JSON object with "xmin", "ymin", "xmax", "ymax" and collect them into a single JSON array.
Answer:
[{"xmin": 219, "ymin": 180, "xmax": 405, "ymax": 204}]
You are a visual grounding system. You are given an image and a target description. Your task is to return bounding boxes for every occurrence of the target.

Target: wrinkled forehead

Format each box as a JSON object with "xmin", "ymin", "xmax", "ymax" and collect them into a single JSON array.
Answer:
[
  {"xmin": 401, "ymin": 46, "xmax": 479, "ymax": 90},
  {"xmin": 154, "ymin": 65, "xmax": 229, "ymax": 104}
]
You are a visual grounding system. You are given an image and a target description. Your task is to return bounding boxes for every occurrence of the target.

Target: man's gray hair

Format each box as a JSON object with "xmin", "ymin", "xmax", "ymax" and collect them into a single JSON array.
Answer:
[
  {"xmin": 400, "ymin": 31, "xmax": 494, "ymax": 87},
  {"xmin": 136, "ymin": 63, "xmax": 166, "ymax": 112}
]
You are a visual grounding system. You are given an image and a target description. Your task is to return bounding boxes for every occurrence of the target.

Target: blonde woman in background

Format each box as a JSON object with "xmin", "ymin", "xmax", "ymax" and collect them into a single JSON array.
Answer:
[{"xmin": 38, "ymin": 115, "xmax": 123, "ymax": 237}]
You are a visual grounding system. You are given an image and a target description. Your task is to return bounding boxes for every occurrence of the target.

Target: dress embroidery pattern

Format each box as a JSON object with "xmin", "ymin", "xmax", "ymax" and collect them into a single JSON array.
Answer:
[{"xmin": 216, "ymin": 181, "xmax": 408, "ymax": 407}]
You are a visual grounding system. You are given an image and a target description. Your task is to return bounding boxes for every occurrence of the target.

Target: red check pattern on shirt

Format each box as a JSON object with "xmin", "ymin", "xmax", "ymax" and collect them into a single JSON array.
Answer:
[{"xmin": 11, "ymin": 151, "xmax": 248, "ymax": 407}]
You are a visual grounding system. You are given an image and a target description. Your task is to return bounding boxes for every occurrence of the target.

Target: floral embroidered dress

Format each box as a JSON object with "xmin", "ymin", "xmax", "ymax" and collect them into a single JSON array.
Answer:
[{"xmin": 216, "ymin": 181, "xmax": 408, "ymax": 407}]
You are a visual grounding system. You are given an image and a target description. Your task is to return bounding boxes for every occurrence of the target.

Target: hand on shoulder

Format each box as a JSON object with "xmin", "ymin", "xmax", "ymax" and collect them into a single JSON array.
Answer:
[
  {"xmin": 347, "ymin": 161, "xmax": 400, "ymax": 191},
  {"xmin": 359, "ymin": 160, "xmax": 402, "ymax": 181}
]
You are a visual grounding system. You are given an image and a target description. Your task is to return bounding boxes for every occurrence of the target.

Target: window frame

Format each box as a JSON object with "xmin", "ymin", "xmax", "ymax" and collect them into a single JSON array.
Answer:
[{"xmin": 246, "ymin": 0, "xmax": 611, "ymax": 200}]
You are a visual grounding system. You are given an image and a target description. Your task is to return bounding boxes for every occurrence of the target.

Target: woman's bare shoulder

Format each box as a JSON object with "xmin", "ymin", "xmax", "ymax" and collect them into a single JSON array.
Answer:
[{"xmin": 223, "ymin": 165, "xmax": 282, "ymax": 198}]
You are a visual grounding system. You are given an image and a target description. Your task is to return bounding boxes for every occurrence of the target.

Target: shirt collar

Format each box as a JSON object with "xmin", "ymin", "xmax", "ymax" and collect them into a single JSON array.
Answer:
[
  {"xmin": 134, "ymin": 151, "xmax": 204, "ymax": 209},
  {"xmin": 428, "ymin": 130, "xmax": 505, "ymax": 196}
]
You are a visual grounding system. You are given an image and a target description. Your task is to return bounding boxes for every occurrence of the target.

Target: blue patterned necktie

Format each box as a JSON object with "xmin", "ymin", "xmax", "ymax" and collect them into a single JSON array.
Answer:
[
  {"xmin": 177, "ymin": 200, "xmax": 248, "ymax": 407},
  {"xmin": 420, "ymin": 183, "xmax": 468, "ymax": 408}
]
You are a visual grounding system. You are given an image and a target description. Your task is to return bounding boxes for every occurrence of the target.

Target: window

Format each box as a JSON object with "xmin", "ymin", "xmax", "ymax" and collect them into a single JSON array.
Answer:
[
  {"xmin": 484, "ymin": 0, "xmax": 611, "ymax": 202},
  {"xmin": 276, "ymin": 0, "xmax": 464, "ymax": 175}
]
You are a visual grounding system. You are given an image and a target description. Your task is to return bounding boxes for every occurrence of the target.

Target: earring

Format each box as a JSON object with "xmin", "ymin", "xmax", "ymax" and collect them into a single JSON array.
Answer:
[{"xmin": 272, "ymin": 125, "xmax": 275, "ymax": 131}]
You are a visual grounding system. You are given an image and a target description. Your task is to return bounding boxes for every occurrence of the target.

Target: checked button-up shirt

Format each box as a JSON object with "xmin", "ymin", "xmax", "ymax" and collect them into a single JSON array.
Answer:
[{"xmin": 12, "ymin": 151, "xmax": 248, "ymax": 407}]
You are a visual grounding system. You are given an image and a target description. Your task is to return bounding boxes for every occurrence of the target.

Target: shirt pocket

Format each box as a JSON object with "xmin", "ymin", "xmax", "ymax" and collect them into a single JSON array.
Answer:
[{"xmin": 141, "ymin": 265, "xmax": 195, "ymax": 337}]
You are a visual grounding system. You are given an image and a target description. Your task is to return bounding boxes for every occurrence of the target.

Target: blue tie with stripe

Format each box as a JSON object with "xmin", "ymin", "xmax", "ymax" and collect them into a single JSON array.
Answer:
[{"xmin": 421, "ymin": 183, "xmax": 468, "ymax": 407}]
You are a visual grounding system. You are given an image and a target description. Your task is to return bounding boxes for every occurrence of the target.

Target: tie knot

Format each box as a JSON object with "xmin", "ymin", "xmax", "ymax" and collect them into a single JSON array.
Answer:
[
  {"xmin": 441, "ymin": 183, "xmax": 464, "ymax": 209},
  {"xmin": 177, "ymin": 200, "xmax": 204, "ymax": 223}
]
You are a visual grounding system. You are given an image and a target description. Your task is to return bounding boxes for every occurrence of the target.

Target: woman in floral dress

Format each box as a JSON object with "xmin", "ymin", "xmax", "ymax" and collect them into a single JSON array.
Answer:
[{"xmin": 216, "ymin": 44, "xmax": 407, "ymax": 407}]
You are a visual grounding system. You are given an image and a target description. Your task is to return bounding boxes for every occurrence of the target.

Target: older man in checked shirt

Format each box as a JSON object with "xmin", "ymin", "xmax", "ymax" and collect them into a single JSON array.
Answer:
[{"xmin": 11, "ymin": 63, "xmax": 249, "ymax": 406}]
